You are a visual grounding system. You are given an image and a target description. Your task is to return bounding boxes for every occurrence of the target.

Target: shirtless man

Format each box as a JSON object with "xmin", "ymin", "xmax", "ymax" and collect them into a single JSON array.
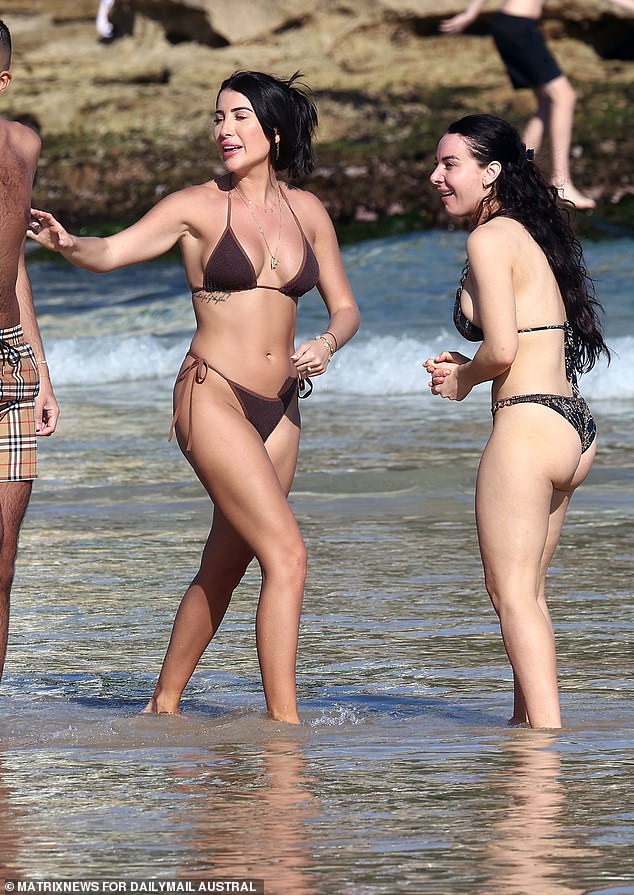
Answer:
[
  {"xmin": 0, "ymin": 19, "xmax": 59, "ymax": 681},
  {"xmin": 441, "ymin": 0, "xmax": 598, "ymax": 208}
]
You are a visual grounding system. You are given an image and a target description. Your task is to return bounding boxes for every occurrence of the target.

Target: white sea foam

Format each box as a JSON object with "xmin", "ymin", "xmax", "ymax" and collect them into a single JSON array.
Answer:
[
  {"xmin": 47, "ymin": 334, "xmax": 187, "ymax": 386},
  {"xmin": 46, "ymin": 331, "xmax": 633, "ymax": 404}
]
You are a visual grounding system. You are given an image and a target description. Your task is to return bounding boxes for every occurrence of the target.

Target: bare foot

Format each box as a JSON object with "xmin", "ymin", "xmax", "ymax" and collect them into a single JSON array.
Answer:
[
  {"xmin": 507, "ymin": 716, "xmax": 530, "ymax": 728},
  {"xmin": 141, "ymin": 697, "xmax": 183, "ymax": 715},
  {"xmin": 267, "ymin": 709, "xmax": 301, "ymax": 725},
  {"xmin": 555, "ymin": 182, "xmax": 596, "ymax": 210}
]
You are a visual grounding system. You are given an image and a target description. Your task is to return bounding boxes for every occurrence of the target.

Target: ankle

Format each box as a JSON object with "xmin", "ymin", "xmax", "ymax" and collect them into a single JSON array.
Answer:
[{"xmin": 146, "ymin": 688, "xmax": 183, "ymax": 714}]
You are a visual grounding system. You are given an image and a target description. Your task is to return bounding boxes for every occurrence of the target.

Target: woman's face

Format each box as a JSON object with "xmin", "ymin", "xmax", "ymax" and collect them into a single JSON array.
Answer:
[
  {"xmin": 214, "ymin": 88, "xmax": 272, "ymax": 173},
  {"xmin": 430, "ymin": 132, "xmax": 494, "ymax": 219}
]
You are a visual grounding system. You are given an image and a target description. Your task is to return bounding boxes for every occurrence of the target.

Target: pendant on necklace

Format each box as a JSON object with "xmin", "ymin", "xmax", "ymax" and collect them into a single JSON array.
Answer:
[{"xmin": 270, "ymin": 256, "xmax": 279, "ymax": 270}]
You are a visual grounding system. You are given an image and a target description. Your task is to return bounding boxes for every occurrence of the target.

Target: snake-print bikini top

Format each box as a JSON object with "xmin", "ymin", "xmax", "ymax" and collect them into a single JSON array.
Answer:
[{"xmin": 453, "ymin": 261, "xmax": 580, "ymax": 385}]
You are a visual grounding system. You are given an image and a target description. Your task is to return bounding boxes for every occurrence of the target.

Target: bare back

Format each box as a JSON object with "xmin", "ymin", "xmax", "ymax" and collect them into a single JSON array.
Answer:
[
  {"xmin": 461, "ymin": 216, "xmax": 571, "ymax": 401},
  {"xmin": 0, "ymin": 120, "xmax": 39, "ymax": 327},
  {"xmin": 500, "ymin": 0, "xmax": 545, "ymax": 17}
]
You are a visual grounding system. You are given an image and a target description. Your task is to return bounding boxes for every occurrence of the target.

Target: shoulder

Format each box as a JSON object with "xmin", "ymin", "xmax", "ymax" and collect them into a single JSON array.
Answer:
[
  {"xmin": 151, "ymin": 178, "xmax": 227, "ymax": 219},
  {"xmin": 467, "ymin": 217, "xmax": 525, "ymax": 262},
  {"xmin": 2, "ymin": 120, "xmax": 41, "ymax": 159},
  {"xmin": 168, "ymin": 178, "xmax": 226, "ymax": 205},
  {"xmin": 282, "ymin": 182, "xmax": 329, "ymax": 218},
  {"xmin": 282, "ymin": 182, "xmax": 335, "ymax": 243}
]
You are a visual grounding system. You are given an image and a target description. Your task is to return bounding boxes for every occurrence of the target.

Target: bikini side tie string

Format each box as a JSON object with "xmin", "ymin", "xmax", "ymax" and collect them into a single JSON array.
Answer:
[{"xmin": 169, "ymin": 353, "xmax": 208, "ymax": 453}]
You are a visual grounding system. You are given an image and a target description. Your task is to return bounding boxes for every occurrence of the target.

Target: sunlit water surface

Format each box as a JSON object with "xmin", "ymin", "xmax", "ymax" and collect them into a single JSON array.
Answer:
[{"xmin": 2, "ymin": 232, "xmax": 632, "ymax": 893}]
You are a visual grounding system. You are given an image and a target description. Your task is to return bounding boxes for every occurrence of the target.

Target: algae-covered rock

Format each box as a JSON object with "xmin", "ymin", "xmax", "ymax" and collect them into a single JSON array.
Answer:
[{"xmin": 2, "ymin": 0, "xmax": 633, "ymax": 234}]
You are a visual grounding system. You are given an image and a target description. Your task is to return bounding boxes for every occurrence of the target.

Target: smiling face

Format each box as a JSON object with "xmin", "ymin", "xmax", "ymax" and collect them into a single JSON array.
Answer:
[
  {"xmin": 430, "ymin": 132, "xmax": 500, "ymax": 220},
  {"xmin": 213, "ymin": 88, "xmax": 273, "ymax": 175}
]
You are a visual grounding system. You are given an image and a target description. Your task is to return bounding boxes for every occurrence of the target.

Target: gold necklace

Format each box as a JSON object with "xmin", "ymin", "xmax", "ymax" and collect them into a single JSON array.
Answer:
[{"xmin": 234, "ymin": 179, "xmax": 282, "ymax": 270}]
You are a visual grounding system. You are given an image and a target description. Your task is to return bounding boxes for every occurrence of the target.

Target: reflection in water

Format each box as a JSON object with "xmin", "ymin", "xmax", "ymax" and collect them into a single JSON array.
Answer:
[
  {"xmin": 480, "ymin": 734, "xmax": 595, "ymax": 895},
  {"xmin": 0, "ymin": 752, "xmax": 23, "ymax": 883},
  {"xmin": 169, "ymin": 736, "xmax": 320, "ymax": 895}
]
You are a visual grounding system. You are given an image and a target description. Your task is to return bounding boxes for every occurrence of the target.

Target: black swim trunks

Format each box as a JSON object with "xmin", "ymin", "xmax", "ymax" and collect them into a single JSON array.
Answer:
[{"xmin": 490, "ymin": 12, "xmax": 563, "ymax": 89}]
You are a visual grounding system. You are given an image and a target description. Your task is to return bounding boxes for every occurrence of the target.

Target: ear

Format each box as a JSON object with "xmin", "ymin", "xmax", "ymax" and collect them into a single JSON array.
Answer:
[
  {"xmin": 482, "ymin": 160, "xmax": 501, "ymax": 188},
  {"xmin": 274, "ymin": 129, "xmax": 280, "ymax": 145},
  {"xmin": 0, "ymin": 70, "xmax": 12, "ymax": 93}
]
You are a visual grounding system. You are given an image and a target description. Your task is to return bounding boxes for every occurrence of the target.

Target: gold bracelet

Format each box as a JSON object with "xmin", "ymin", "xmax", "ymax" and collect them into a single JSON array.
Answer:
[
  {"xmin": 323, "ymin": 330, "xmax": 338, "ymax": 352},
  {"xmin": 316, "ymin": 335, "xmax": 334, "ymax": 358}
]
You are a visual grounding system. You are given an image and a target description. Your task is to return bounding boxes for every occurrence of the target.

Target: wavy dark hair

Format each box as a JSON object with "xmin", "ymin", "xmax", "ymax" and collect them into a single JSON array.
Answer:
[
  {"xmin": 0, "ymin": 19, "xmax": 12, "ymax": 68},
  {"xmin": 218, "ymin": 70, "xmax": 318, "ymax": 179},
  {"xmin": 447, "ymin": 114, "xmax": 609, "ymax": 374}
]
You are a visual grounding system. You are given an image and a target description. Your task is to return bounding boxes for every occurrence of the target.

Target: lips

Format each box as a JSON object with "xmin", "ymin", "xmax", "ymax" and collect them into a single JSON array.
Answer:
[{"xmin": 221, "ymin": 143, "xmax": 242, "ymax": 157}]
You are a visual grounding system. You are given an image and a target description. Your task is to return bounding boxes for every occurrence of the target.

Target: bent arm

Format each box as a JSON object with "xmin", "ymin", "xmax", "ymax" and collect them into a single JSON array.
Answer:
[
  {"xmin": 312, "ymin": 203, "xmax": 361, "ymax": 349},
  {"xmin": 456, "ymin": 227, "xmax": 518, "ymax": 392},
  {"xmin": 291, "ymin": 196, "xmax": 360, "ymax": 376},
  {"xmin": 29, "ymin": 190, "xmax": 192, "ymax": 273}
]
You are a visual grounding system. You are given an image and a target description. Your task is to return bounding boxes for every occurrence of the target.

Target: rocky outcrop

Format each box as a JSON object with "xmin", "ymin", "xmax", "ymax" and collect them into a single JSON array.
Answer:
[
  {"xmin": 2, "ymin": 0, "xmax": 634, "ymax": 233},
  {"xmin": 131, "ymin": 0, "xmax": 316, "ymax": 45}
]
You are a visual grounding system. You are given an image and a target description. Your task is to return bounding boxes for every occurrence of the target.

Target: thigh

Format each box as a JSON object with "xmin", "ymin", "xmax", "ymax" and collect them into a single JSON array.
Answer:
[
  {"xmin": 476, "ymin": 425, "xmax": 553, "ymax": 592},
  {"xmin": 540, "ymin": 435, "xmax": 596, "ymax": 579},
  {"xmin": 477, "ymin": 404, "xmax": 588, "ymax": 590},
  {"xmin": 179, "ymin": 388, "xmax": 303, "ymax": 562},
  {"xmin": 0, "ymin": 481, "xmax": 32, "ymax": 552}
]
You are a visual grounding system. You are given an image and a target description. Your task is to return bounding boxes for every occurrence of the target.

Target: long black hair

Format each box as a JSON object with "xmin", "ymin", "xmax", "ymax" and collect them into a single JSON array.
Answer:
[
  {"xmin": 218, "ymin": 70, "xmax": 318, "ymax": 179},
  {"xmin": 447, "ymin": 114, "xmax": 609, "ymax": 374},
  {"xmin": 0, "ymin": 19, "xmax": 12, "ymax": 69}
]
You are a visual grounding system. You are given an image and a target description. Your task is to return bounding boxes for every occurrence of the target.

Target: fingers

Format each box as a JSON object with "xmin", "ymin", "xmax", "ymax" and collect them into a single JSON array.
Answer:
[
  {"xmin": 439, "ymin": 14, "xmax": 469, "ymax": 32},
  {"xmin": 291, "ymin": 339, "xmax": 332, "ymax": 378},
  {"xmin": 35, "ymin": 397, "xmax": 60, "ymax": 436},
  {"xmin": 28, "ymin": 208, "xmax": 70, "ymax": 250},
  {"xmin": 439, "ymin": 18, "xmax": 459, "ymax": 32}
]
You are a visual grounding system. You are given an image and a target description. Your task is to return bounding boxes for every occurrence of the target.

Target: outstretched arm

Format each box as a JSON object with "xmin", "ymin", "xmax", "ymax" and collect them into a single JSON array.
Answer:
[
  {"xmin": 17, "ymin": 244, "xmax": 59, "ymax": 436},
  {"xmin": 28, "ymin": 189, "xmax": 193, "ymax": 273},
  {"xmin": 440, "ymin": 0, "xmax": 490, "ymax": 32}
]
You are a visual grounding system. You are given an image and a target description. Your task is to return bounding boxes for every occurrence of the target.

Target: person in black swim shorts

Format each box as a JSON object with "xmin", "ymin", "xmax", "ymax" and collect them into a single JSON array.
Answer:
[
  {"xmin": 440, "ymin": 0, "xmax": 598, "ymax": 208},
  {"xmin": 29, "ymin": 71, "xmax": 360, "ymax": 724}
]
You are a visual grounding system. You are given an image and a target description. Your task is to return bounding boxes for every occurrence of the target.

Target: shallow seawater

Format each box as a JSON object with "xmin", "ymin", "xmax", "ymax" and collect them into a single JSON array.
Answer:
[
  {"xmin": 2, "ymin": 234, "xmax": 633, "ymax": 891},
  {"xmin": 4, "ymin": 390, "xmax": 633, "ymax": 893}
]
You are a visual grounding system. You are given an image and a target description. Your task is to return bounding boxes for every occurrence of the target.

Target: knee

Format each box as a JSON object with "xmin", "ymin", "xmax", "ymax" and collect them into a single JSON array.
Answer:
[
  {"xmin": 549, "ymin": 77, "xmax": 576, "ymax": 108},
  {"xmin": 483, "ymin": 567, "xmax": 539, "ymax": 620},
  {"xmin": 198, "ymin": 555, "xmax": 251, "ymax": 594},
  {"xmin": 483, "ymin": 569, "xmax": 502, "ymax": 616},
  {"xmin": 267, "ymin": 537, "xmax": 307, "ymax": 588},
  {"xmin": 0, "ymin": 556, "xmax": 17, "ymax": 598}
]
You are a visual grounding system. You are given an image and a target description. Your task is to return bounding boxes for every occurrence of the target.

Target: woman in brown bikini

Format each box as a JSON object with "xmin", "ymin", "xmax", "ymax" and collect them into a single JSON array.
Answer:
[
  {"xmin": 29, "ymin": 70, "xmax": 360, "ymax": 724},
  {"xmin": 424, "ymin": 114, "xmax": 609, "ymax": 729}
]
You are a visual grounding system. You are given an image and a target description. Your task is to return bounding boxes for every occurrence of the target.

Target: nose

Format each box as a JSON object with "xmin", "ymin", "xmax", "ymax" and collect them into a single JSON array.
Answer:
[
  {"xmin": 215, "ymin": 119, "xmax": 233, "ymax": 139},
  {"xmin": 430, "ymin": 163, "xmax": 443, "ymax": 186}
]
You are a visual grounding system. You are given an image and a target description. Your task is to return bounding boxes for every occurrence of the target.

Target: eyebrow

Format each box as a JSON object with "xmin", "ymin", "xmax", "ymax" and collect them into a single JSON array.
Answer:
[
  {"xmin": 215, "ymin": 106, "xmax": 254, "ymax": 114},
  {"xmin": 440, "ymin": 154, "xmax": 461, "ymax": 162}
]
